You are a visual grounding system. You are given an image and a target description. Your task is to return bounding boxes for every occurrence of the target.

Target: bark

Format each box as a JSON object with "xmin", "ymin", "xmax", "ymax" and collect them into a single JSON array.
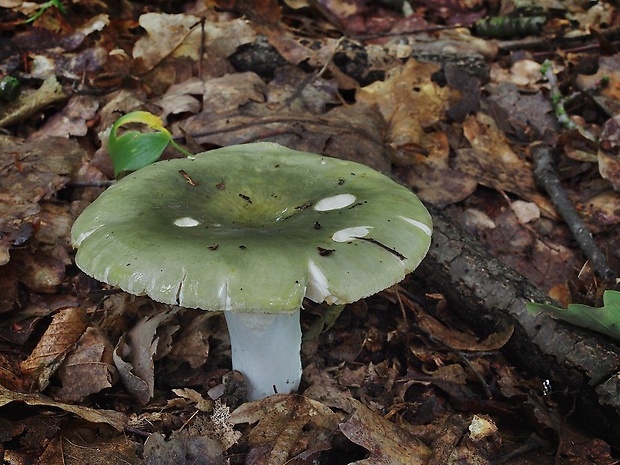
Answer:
[{"xmin": 415, "ymin": 204, "xmax": 620, "ymax": 444}]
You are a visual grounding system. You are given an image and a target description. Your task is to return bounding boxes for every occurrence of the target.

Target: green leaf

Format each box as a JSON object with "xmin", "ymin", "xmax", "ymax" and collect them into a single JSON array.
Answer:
[
  {"xmin": 108, "ymin": 111, "xmax": 192, "ymax": 177},
  {"xmin": 107, "ymin": 111, "xmax": 173, "ymax": 177},
  {"xmin": 526, "ymin": 290, "xmax": 620, "ymax": 340},
  {"xmin": 109, "ymin": 132, "xmax": 171, "ymax": 177}
]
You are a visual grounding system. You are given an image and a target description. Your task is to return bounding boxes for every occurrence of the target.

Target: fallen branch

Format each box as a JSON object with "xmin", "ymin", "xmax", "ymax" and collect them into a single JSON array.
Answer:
[
  {"xmin": 413, "ymin": 203, "xmax": 620, "ymax": 445},
  {"xmin": 532, "ymin": 144, "xmax": 615, "ymax": 280}
]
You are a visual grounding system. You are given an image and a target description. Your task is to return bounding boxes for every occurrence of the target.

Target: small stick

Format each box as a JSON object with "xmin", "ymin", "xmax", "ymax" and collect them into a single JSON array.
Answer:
[
  {"xmin": 532, "ymin": 144, "xmax": 615, "ymax": 280},
  {"xmin": 540, "ymin": 60, "xmax": 597, "ymax": 141}
]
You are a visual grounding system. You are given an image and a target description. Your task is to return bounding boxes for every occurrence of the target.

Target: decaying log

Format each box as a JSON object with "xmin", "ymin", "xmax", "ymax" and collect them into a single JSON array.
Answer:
[{"xmin": 414, "ymin": 204, "xmax": 620, "ymax": 444}]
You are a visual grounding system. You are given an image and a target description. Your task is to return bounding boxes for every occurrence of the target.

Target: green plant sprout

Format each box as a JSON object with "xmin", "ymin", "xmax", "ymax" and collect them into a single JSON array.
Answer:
[
  {"xmin": 107, "ymin": 111, "xmax": 192, "ymax": 177},
  {"xmin": 24, "ymin": 0, "xmax": 66, "ymax": 24},
  {"xmin": 527, "ymin": 290, "xmax": 620, "ymax": 340}
]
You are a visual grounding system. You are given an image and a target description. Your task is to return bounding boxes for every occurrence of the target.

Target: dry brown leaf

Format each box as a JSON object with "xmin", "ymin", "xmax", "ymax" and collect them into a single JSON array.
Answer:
[
  {"xmin": 143, "ymin": 432, "xmax": 224, "ymax": 465},
  {"xmin": 207, "ymin": 0, "xmax": 282, "ymax": 28},
  {"xmin": 413, "ymin": 304, "xmax": 514, "ymax": 352},
  {"xmin": 180, "ymin": 100, "xmax": 390, "ymax": 172},
  {"xmin": 133, "ymin": 13, "xmax": 256, "ymax": 79},
  {"xmin": 486, "ymin": 82, "xmax": 559, "ymax": 141},
  {"xmin": 445, "ymin": 415, "xmax": 501, "ymax": 465},
  {"xmin": 267, "ymin": 35, "xmax": 341, "ymax": 69},
  {"xmin": 169, "ymin": 312, "xmax": 225, "ymax": 369},
  {"xmin": 396, "ymin": 131, "xmax": 478, "ymax": 207},
  {"xmin": 303, "ymin": 363, "xmax": 354, "ymax": 412},
  {"xmin": 339, "ymin": 399, "xmax": 431, "ymax": 465},
  {"xmin": 457, "ymin": 112, "xmax": 557, "ymax": 217},
  {"xmin": 55, "ymin": 327, "xmax": 118, "ymax": 402},
  {"xmin": 113, "ymin": 307, "xmax": 180, "ymax": 405},
  {"xmin": 172, "ymin": 388, "xmax": 213, "ymax": 412},
  {"xmin": 33, "ymin": 202, "xmax": 74, "ymax": 267},
  {"xmin": 0, "ymin": 385, "xmax": 126, "ymax": 430},
  {"xmin": 0, "ymin": 136, "xmax": 84, "ymax": 264},
  {"xmin": 21, "ymin": 307, "xmax": 89, "ymax": 390},
  {"xmin": 0, "ymin": 76, "xmax": 67, "ymax": 128},
  {"xmin": 577, "ymin": 191, "xmax": 620, "ymax": 230},
  {"xmin": 576, "ymin": 54, "xmax": 620, "ymax": 117},
  {"xmin": 132, "ymin": 13, "xmax": 201, "ymax": 74},
  {"xmin": 599, "ymin": 115, "xmax": 620, "ymax": 191},
  {"xmin": 229, "ymin": 394, "xmax": 340, "ymax": 465},
  {"xmin": 356, "ymin": 59, "xmax": 454, "ymax": 162},
  {"xmin": 37, "ymin": 432, "xmax": 142, "ymax": 465},
  {"xmin": 11, "ymin": 247, "xmax": 66, "ymax": 293},
  {"xmin": 29, "ymin": 94, "xmax": 99, "ymax": 140},
  {"xmin": 154, "ymin": 78, "xmax": 203, "ymax": 123}
]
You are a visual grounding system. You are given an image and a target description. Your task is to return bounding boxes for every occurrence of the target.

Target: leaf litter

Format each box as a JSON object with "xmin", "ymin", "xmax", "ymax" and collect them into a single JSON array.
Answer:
[{"xmin": 0, "ymin": 0, "xmax": 618, "ymax": 463}]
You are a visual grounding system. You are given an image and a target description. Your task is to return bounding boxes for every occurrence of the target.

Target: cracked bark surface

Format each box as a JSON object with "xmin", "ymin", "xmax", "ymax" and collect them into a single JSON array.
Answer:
[{"xmin": 414, "ymin": 204, "xmax": 620, "ymax": 443}]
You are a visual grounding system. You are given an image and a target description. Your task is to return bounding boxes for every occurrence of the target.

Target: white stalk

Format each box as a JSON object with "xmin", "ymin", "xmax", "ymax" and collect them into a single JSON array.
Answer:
[{"xmin": 224, "ymin": 309, "xmax": 302, "ymax": 400}]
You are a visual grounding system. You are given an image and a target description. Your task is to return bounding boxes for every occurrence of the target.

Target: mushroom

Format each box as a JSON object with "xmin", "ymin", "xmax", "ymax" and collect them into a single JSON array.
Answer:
[{"xmin": 71, "ymin": 142, "xmax": 432, "ymax": 400}]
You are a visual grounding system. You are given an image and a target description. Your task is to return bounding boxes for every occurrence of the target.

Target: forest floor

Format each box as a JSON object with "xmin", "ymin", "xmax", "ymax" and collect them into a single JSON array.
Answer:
[{"xmin": 0, "ymin": 1, "xmax": 619, "ymax": 464}]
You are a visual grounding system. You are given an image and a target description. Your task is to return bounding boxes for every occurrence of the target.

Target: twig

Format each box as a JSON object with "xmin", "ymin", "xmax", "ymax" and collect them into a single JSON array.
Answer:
[
  {"xmin": 532, "ymin": 144, "xmax": 615, "ymax": 280},
  {"xmin": 540, "ymin": 60, "xmax": 597, "ymax": 142}
]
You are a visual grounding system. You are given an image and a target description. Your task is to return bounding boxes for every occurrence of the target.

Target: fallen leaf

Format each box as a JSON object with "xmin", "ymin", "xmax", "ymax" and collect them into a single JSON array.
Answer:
[
  {"xmin": 172, "ymin": 388, "xmax": 213, "ymax": 412},
  {"xmin": 168, "ymin": 312, "xmax": 224, "ymax": 369},
  {"xmin": 0, "ymin": 385, "xmax": 126, "ymax": 430},
  {"xmin": 303, "ymin": 363, "xmax": 354, "ymax": 412},
  {"xmin": 38, "ymin": 434, "xmax": 142, "ymax": 465},
  {"xmin": 410, "ymin": 300, "xmax": 514, "ymax": 351},
  {"xmin": 229, "ymin": 394, "xmax": 340, "ymax": 465},
  {"xmin": 179, "ymin": 82, "xmax": 391, "ymax": 171},
  {"xmin": 395, "ymin": 131, "xmax": 478, "ymax": 207},
  {"xmin": 457, "ymin": 112, "xmax": 557, "ymax": 217},
  {"xmin": 132, "ymin": 13, "xmax": 201, "ymax": 74},
  {"xmin": 356, "ymin": 59, "xmax": 454, "ymax": 163},
  {"xmin": 11, "ymin": 247, "xmax": 66, "ymax": 293},
  {"xmin": 0, "ymin": 75, "xmax": 67, "ymax": 128},
  {"xmin": 29, "ymin": 94, "xmax": 99, "ymax": 140},
  {"xmin": 339, "ymin": 399, "xmax": 431, "ymax": 465},
  {"xmin": 0, "ymin": 135, "xmax": 84, "ymax": 264},
  {"xmin": 154, "ymin": 78, "xmax": 203, "ymax": 123},
  {"xmin": 21, "ymin": 307, "xmax": 89, "ymax": 390},
  {"xmin": 527, "ymin": 290, "xmax": 620, "ymax": 341},
  {"xmin": 55, "ymin": 327, "xmax": 119, "ymax": 402},
  {"xmin": 576, "ymin": 53, "xmax": 620, "ymax": 117},
  {"xmin": 577, "ymin": 191, "xmax": 620, "ymax": 230},
  {"xmin": 486, "ymin": 82, "xmax": 559, "ymax": 141},
  {"xmin": 143, "ymin": 431, "xmax": 224, "ymax": 465},
  {"xmin": 599, "ymin": 115, "xmax": 620, "ymax": 191},
  {"xmin": 113, "ymin": 307, "xmax": 180, "ymax": 405},
  {"xmin": 445, "ymin": 415, "xmax": 501, "ymax": 465}
]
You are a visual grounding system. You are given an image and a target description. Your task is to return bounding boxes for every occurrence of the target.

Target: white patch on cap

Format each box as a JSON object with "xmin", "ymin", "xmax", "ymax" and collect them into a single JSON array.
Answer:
[
  {"xmin": 399, "ymin": 216, "xmax": 432, "ymax": 236},
  {"xmin": 174, "ymin": 217, "xmax": 200, "ymax": 227},
  {"xmin": 331, "ymin": 226, "xmax": 372, "ymax": 242},
  {"xmin": 306, "ymin": 260, "xmax": 341, "ymax": 304},
  {"xmin": 314, "ymin": 193, "xmax": 356, "ymax": 211},
  {"xmin": 218, "ymin": 279, "xmax": 231, "ymax": 311},
  {"xmin": 73, "ymin": 225, "xmax": 104, "ymax": 247}
]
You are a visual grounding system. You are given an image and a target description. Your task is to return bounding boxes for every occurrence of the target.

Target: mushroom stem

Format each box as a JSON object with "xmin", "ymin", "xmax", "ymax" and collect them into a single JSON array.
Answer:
[{"xmin": 224, "ymin": 309, "xmax": 302, "ymax": 400}]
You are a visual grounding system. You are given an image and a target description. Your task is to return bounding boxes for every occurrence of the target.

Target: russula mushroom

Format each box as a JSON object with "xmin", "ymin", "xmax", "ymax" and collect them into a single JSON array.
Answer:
[{"xmin": 71, "ymin": 142, "xmax": 432, "ymax": 400}]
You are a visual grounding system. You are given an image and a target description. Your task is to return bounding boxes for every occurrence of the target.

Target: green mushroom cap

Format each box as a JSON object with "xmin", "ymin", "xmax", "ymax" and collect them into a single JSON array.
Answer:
[{"xmin": 72, "ymin": 143, "xmax": 432, "ymax": 313}]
